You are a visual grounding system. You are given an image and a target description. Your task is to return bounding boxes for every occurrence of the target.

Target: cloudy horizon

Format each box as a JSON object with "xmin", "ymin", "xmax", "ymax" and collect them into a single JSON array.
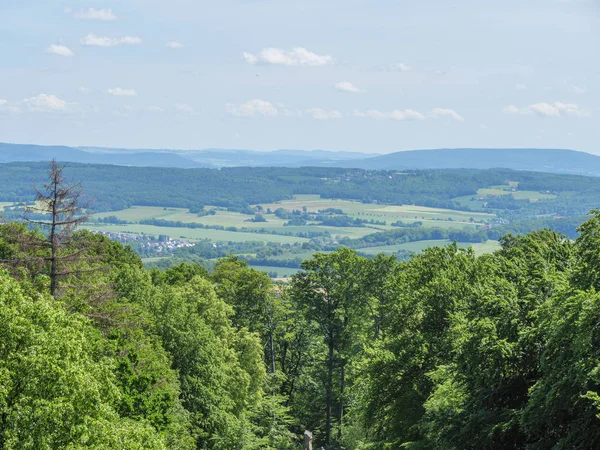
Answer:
[{"xmin": 0, "ymin": 0, "xmax": 598, "ymax": 154}]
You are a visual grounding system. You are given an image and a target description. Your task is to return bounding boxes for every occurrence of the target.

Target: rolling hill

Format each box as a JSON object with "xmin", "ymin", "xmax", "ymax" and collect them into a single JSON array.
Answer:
[
  {"xmin": 337, "ymin": 148, "xmax": 600, "ymax": 175},
  {"xmin": 0, "ymin": 143, "xmax": 369, "ymax": 168},
  {"xmin": 1, "ymin": 143, "xmax": 599, "ymax": 175}
]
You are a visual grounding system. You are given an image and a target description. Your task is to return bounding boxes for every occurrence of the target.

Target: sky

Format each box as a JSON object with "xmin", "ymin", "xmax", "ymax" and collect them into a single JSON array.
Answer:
[{"xmin": 0, "ymin": 0, "xmax": 598, "ymax": 154}]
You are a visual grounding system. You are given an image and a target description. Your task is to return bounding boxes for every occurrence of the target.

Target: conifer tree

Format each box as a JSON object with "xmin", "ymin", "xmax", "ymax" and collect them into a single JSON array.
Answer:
[{"xmin": 24, "ymin": 159, "xmax": 90, "ymax": 297}]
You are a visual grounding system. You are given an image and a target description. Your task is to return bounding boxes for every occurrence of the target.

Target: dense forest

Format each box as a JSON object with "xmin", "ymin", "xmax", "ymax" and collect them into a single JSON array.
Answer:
[
  {"xmin": 2, "ymin": 164, "xmax": 600, "ymax": 449},
  {"xmin": 1, "ymin": 162, "xmax": 600, "ymax": 221}
]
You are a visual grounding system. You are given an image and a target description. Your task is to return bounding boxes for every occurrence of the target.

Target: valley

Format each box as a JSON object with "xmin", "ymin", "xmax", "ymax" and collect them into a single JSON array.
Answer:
[
  {"xmin": 0, "ymin": 162, "xmax": 596, "ymax": 279},
  {"xmin": 80, "ymin": 193, "xmax": 525, "ymax": 276}
]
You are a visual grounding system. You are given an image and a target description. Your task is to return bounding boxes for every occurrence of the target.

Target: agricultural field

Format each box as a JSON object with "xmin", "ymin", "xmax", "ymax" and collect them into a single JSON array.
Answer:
[
  {"xmin": 93, "ymin": 196, "xmax": 492, "ymax": 227},
  {"xmin": 477, "ymin": 188, "xmax": 556, "ymax": 201},
  {"xmin": 270, "ymin": 250, "xmax": 330, "ymax": 261},
  {"xmin": 358, "ymin": 240, "xmax": 500, "ymax": 256},
  {"xmin": 247, "ymin": 265, "xmax": 301, "ymax": 278},
  {"xmin": 88, "ymin": 197, "xmax": 494, "ymax": 246},
  {"xmin": 454, "ymin": 183, "xmax": 557, "ymax": 208},
  {"xmin": 258, "ymin": 195, "xmax": 493, "ymax": 226},
  {"xmin": 88, "ymin": 194, "xmax": 505, "ymax": 277},
  {"xmin": 85, "ymin": 223, "xmax": 307, "ymax": 244}
]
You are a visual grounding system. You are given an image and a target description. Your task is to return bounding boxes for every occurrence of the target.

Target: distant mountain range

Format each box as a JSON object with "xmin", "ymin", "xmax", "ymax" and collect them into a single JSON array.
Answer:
[
  {"xmin": 0, "ymin": 143, "xmax": 368, "ymax": 169},
  {"xmin": 1, "ymin": 143, "xmax": 600, "ymax": 176},
  {"xmin": 332, "ymin": 148, "xmax": 600, "ymax": 176}
]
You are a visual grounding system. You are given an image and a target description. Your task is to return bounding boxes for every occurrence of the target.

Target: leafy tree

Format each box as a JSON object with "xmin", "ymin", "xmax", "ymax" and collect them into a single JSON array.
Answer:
[
  {"xmin": 291, "ymin": 248, "xmax": 372, "ymax": 447},
  {"xmin": 0, "ymin": 271, "xmax": 168, "ymax": 449},
  {"xmin": 146, "ymin": 275, "xmax": 266, "ymax": 448},
  {"xmin": 360, "ymin": 244, "xmax": 476, "ymax": 448}
]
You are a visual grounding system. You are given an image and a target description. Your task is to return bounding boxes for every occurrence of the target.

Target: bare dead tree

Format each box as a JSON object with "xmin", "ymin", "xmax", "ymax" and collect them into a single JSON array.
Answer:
[{"xmin": 23, "ymin": 159, "xmax": 91, "ymax": 297}]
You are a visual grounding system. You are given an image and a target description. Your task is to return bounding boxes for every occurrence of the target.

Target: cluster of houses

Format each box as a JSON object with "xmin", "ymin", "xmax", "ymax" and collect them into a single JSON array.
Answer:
[{"xmin": 91, "ymin": 230, "xmax": 194, "ymax": 254}]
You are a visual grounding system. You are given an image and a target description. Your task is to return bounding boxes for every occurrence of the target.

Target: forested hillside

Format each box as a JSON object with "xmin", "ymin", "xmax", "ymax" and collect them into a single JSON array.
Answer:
[
  {"xmin": 3, "ymin": 170, "xmax": 600, "ymax": 448},
  {"xmin": 1, "ymin": 162, "xmax": 600, "ymax": 219}
]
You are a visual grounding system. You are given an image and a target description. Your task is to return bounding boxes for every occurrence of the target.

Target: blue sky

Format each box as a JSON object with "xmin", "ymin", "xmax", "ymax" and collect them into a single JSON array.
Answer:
[{"xmin": 0, "ymin": 0, "xmax": 598, "ymax": 154}]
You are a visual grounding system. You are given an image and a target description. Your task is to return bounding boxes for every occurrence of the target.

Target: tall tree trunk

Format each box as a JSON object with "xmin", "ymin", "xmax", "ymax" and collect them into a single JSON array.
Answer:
[
  {"xmin": 325, "ymin": 331, "xmax": 334, "ymax": 447},
  {"xmin": 338, "ymin": 360, "xmax": 345, "ymax": 442},
  {"xmin": 49, "ymin": 176, "xmax": 58, "ymax": 297},
  {"xmin": 269, "ymin": 329, "xmax": 276, "ymax": 374}
]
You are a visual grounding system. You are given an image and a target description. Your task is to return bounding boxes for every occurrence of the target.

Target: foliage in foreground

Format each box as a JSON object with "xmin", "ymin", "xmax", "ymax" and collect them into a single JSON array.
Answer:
[{"xmin": 4, "ymin": 211, "xmax": 600, "ymax": 449}]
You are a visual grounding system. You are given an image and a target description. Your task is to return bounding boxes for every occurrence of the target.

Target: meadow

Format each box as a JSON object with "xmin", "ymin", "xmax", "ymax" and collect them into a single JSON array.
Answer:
[
  {"xmin": 357, "ymin": 240, "xmax": 501, "ymax": 256},
  {"xmin": 88, "ymin": 194, "xmax": 505, "ymax": 276},
  {"xmin": 85, "ymin": 223, "xmax": 308, "ymax": 244},
  {"xmin": 247, "ymin": 265, "xmax": 301, "ymax": 278},
  {"xmin": 453, "ymin": 183, "xmax": 558, "ymax": 208},
  {"xmin": 92, "ymin": 195, "xmax": 494, "ymax": 233}
]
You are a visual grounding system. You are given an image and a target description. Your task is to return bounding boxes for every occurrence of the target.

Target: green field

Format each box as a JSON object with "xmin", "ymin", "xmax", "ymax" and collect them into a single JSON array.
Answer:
[
  {"xmin": 453, "ymin": 187, "xmax": 557, "ymax": 209},
  {"xmin": 358, "ymin": 240, "xmax": 501, "ymax": 256},
  {"xmin": 470, "ymin": 240, "xmax": 502, "ymax": 255},
  {"xmin": 247, "ymin": 265, "xmax": 301, "ymax": 278},
  {"xmin": 84, "ymin": 223, "xmax": 308, "ymax": 244},
  {"xmin": 88, "ymin": 195, "xmax": 505, "ymax": 276},
  {"xmin": 93, "ymin": 198, "xmax": 494, "ymax": 229},
  {"xmin": 90, "ymin": 196, "xmax": 494, "ymax": 245},
  {"xmin": 477, "ymin": 187, "xmax": 556, "ymax": 201},
  {"xmin": 271, "ymin": 250, "xmax": 329, "ymax": 261},
  {"xmin": 512, "ymin": 191, "xmax": 556, "ymax": 201},
  {"xmin": 141, "ymin": 257, "xmax": 168, "ymax": 264},
  {"xmin": 94, "ymin": 206, "xmax": 377, "ymax": 239},
  {"xmin": 256, "ymin": 195, "xmax": 494, "ymax": 226}
]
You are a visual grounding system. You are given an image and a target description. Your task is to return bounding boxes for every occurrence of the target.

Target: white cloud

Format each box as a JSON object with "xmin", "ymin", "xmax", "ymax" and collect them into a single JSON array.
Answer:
[
  {"xmin": 503, "ymin": 105, "xmax": 520, "ymax": 114},
  {"xmin": 283, "ymin": 108, "xmax": 303, "ymax": 117},
  {"xmin": 226, "ymin": 99, "xmax": 279, "ymax": 117},
  {"xmin": 146, "ymin": 105, "xmax": 164, "ymax": 113},
  {"xmin": 23, "ymin": 94, "xmax": 71, "ymax": 112},
  {"xmin": 243, "ymin": 48, "xmax": 332, "ymax": 66},
  {"xmin": 79, "ymin": 86, "xmax": 91, "ymax": 94},
  {"xmin": 516, "ymin": 84, "xmax": 528, "ymax": 90},
  {"xmin": 72, "ymin": 7, "xmax": 118, "ymax": 21},
  {"xmin": 354, "ymin": 109, "xmax": 426, "ymax": 121},
  {"xmin": 503, "ymin": 101, "xmax": 590, "ymax": 117},
  {"xmin": 106, "ymin": 87, "xmax": 137, "ymax": 96},
  {"xmin": 529, "ymin": 103, "xmax": 562, "ymax": 117},
  {"xmin": 166, "ymin": 41, "xmax": 184, "ymax": 49},
  {"xmin": 243, "ymin": 53, "xmax": 259, "ymax": 64},
  {"xmin": 176, "ymin": 103, "xmax": 194, "ymax": 113},
  {"xmin": 335, "ymin": 81, "xmax": 363, "ymax": 93},
  {"xmin": 46, "ymin": 44, "xmax": 74, "ymax": 57},
  {"xmin": 81, "ymin": 34, "xmax": 142, "ymax": 47},
  {"xmin": 120, "ymin": 36, "xmax": 143, "ymax": 45},
  {"xmin": 378, "ymin": 63, "xmax": 412, "ymax": 72},
  {"xmin": 353, "ymin": 107, "xmax": 463, "ymax": 122},
  {"xmin": 429, "ymin": 108, "xmax": 464, "ymax": 121},
  {"xmin": 572, "ymin": 85, "xmax": 587, "ymax": 95},
  {"xmin": 0, "ymin": 100, "xmax": 21, "ymax": 114},
  {"xmin": 390, "ymin": 63, "xmax": 412, "ymax": 72},
  {"xmin": 305, "ymin": 108, "xmax": 342, "ymax": 120}
]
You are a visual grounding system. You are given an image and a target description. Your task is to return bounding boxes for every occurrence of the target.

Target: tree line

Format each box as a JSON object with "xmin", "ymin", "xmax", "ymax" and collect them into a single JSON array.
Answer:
[{"xmin": 2, "ymin": 162, "xmax": 600, "ymax": 221}]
